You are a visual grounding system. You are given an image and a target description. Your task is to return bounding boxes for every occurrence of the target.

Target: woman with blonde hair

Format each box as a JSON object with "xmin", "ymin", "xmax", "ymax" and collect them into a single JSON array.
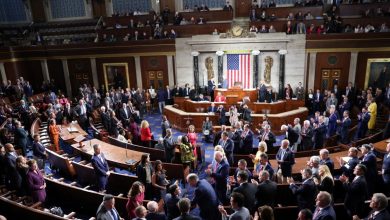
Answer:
[
  {"xmin": 140, "ymin": 120, "xmax": 153, "ymax": 147},
  {"xmin": 314, "ymin": 164, "xmax": 334, "ymax": 195},
  {"xmin": 250, "ymin": 141, "xmax": 267, "ymax": 172}
]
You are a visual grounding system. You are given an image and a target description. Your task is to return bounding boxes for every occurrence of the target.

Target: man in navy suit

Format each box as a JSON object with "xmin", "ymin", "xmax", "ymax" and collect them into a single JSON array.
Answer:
[
  {"xmin": 319, "ymin": 149, "xmax": 334, "ymax": 174},
  {"xmin": 174, "ymin": 198, "xmax": 201, "ymax": 220},
  {"xmin": 207, "ymin": 102, "xmax": 217, "ymax": 113},
  {"xmin": 157, "ymin": 87, "xmax": 167, "ymax": 114},
  {"xmin": 313, "ymin": 116, "xmax": 327, "ymax": 149},
  {"xmin": 4, "ymin": 144, "xmax": 21, "ymax": 191},
  {"xmin": 276, "ymin": 139, "xmax": 295, "ymax": 183},
  {"xmin": 338, "ymin": 96, "xmax": 351, "ymax": 116},
  {"xmin": 240, "ymin": 124, "xmax": 254, "ymax": 154},
  {"xmin": 339, "ymin": 164, "xmax": 369, "ymax": 218},
  {"xmin": 313, "ymin": 191, "xmax": 336, "ymax": 220},
  {"xmin": 337, "ymin": 110, "xmax": 351, "ymax": 144},
  {"xmin": 313, "ymin": 89, "xmax": 323, "ymax": 113},
  {"xmin": 14, "ymin": 121, "xmax": 28, "ymax": 156},
  {"xmin": 233, "ymin": 171, "xmax": 257, "ymax": 213},
  {"xmin": 289, "ymin": 168, "xmax": 317, "ymax": 210},
  {"xmin": 382, "ymin": 143, "xmax": 390, "ymax": 196},
  {"xmin": 355, "ymin": 107, "xmax": 370, "ymax": 140},
  {"xmin": 206, "ymin": 151, "xmax": 230, "ymax": 205},
  {"xmin": 187, "ymin": 174, "xmax": 219, "ymax": 220},
  {"xmin": 327, "ymin": 105, "xmax": 338, "ymax": 138},
  {"xmin": 353, "ymin": 193, "xmax": 390, "ymax": 220},
  {"xmin": 360, "ymin": 144, "xmax": 377, "ymax": 196},
  {"xmin": 218, "ymin": 131, "xmax": 234, "ymax": 165},
  {"xmin": 32, "ymin": 134, "xmax": 47, "ymax": 169},
  {"xmin": 339, "ymin": 147, "xmax": 360, "ymax": 182},
  {"xmin": 91, "ymin": 144, "xmax": 110, "ymax": 192},
  {"xmin": 281, "ymin": 124, "xmax": 299, "ymax": 148},
  {"xmin": 253, "ymin": 170, "xmax": 277, "ymax": 208}
]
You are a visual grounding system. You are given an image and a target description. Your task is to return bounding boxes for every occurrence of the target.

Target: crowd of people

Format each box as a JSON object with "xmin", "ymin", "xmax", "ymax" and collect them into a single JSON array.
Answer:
[{"xmin": 1, "ymin": 75, "xmax": 390, "ymax": 220}]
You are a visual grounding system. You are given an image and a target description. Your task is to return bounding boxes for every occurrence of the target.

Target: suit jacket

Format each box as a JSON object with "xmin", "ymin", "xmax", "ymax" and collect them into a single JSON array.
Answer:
[
  {"xmin": 255, "ymin": 180, "xmax": 277, "ymax": 208},
  {"xmin": 339, "ymin": 117, "xmax": 351, "ymax": 144},
  {"xmin": 327, "ymin": 113, "xmax": 338, "ymax": 137},
  {"xmin": 173, "ymin": 214, "xmax": 201, "ymax": 220},
  {"xmin": 320, "ymin": 158, "xmax": 334, "ymax": 175},
  {"xmin": 229, "ymin": 207, "xmax": 250, "ymax": 220},
  {"xmin": 286, "ymin": 127, "xmax": 299, "ymax": 145},
  {"xmin": 207, "ymin": 106, "xmax": 217, "ymax": 113},
  {"xmin": 233, "ymin": 182, "xmax": 257, "ymax": 212},
  {"xmin": 14, "ymin": 127, "xmax": 28, "ymax": 152},
  {"xmin": 360, "ymin": 151, "xmax": 377, "ymax": 183},
  {"xmin": 218, "ymin": 139, "xmax": 234, "ymax": 163},
  {"xmin": 313, "ymin": 123, "xmax": 327, "ymax": 149},
  {"xmin": 32, "ymin": 141, "xmax": 46, "ymax": 159},
  {"xmin": 211, "ymin": 159, "xmax": 230, "ymax": 203},
  {"xmin": 172, "ymin": 87, "xmax": 183, "ymax": 97},
  {"xmin": 344, "ymin": 176, "xmax": 368, "ymax": 217},
  {"xmin": 317, "ymin": 176, "xmax": 334, "ymax": 195},
  {"xmin": 301, "ymin": 126, "xmax": 314, "ymax": 151},
  {"xmin": 258, "ymin": 130, "xmax": 276, "ymax": 149},
  {"xmin": 231, "ymin": 130, "xmax": 242, "ymax": 154},
  {"xmin": 313, "ymin": 205, "xmax": 336, "ymax": 220},
  {"xmin": 5, "ymin": 152, "xmax": 21, "ymax": 189},
  {"xmin": 276, "ymin": 147, "xmax": 295, "ymax": 177},
  {"xmin": 146, "ymin": 212, "xmax": 167, "ymax": 220},
  {"xmin": 166, "ymin": 194, "xmax": 181, "ymax": 220},
  {"xmin": 63, "ymin": 106, "xmax": 73, "ymax": 121},
  {"xmin": 382, "ymin": 153, "xmax": 390, "ymax": 184},
  {"xmin": 91, "ymin": 154, "xmax": 109, "ymax": 177},
  {"xmin": 163, "ymin": 136, "xmax": 175, "ymax": 163},
  {"xmin": 240, "ymin": 130, "xmax": 254, "ymax": 154},
  {"xmin": 192, "ymin": 179, "xmax": 219, "ymax": 220},
  {"xmin": 258, "ymin": 85, "xmax": 267, "ymax": 102},
  {"xmin": 356, "ymin": 112, "xmax": 370, "ymax": 139},
  {"xmin": 119, "ymin": 107, "xmax": 131, "ymax": 122},
  {"xmin": 341, "ymin": 156, "xmax": 359, "ymax": 182},
  {"xmin": 241, "ymin": 108, "xmax": 252, "ymax": 122},
  {"xmin": 96, "ymin": 202, "xmax": 121, "ymax": 220},
  {"xmin": 364, "ymin": 209, "xmax": 390, "ymax": 220},
  {"xmin": 290, "ymin": 178, "xmax": 317, "ymax": 210},
  {"xmin": 101, "ymin": 111, "xmax": 111, "ymax": 131}
]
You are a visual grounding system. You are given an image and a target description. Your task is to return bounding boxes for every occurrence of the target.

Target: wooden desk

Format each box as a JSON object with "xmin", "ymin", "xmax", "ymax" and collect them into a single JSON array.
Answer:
[
  {"xmin": 59, "ymin": 123, "xmax": 88, "ymax": 144},
  {"xmin": 180, "ymin": 10, "xmax": 233, "ymax": 22},
  {"xmin": 373, "ymin": 139, "xmax": 389, "ymax": 154},
  {"xmin": 71, "ymin": 139, "xmax": 143, "ymax": 169},
  {"xmin": 215, "ymin": 88, "xmax": 258, "ymax": 102}
]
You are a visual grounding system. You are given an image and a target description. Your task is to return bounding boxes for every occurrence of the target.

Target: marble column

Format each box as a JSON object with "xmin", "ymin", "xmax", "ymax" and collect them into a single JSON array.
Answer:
[
  {"xmin": 105, "ymin": 0, "xmax": 113, "ymax": 17},
  {"xmin": 40, "ymin": 60, "xmax": 50, "ymax": 82},
  {"xmin": 278, "ymin": 50, "xmax": 287, "ymax": 99},
  {"xmin": 90, "ymin": 58, "xmax": 99, "ymax": 88},
  {"xmin": 252, "ymin": 50, "xmax": 260, "ymax": 88},
  {"xmin": 134, "ymin": 56, "xmax": 142, "ymax": 88},
  {"xmin": 216, "ymin": 51, "xmax": 224, "ymax": 87},
  {"xmin": 167, "ymin": 55, "xmax": 174, "ymax": 86},
  {"xmin": 61, "ymin": 59, "xmax": 72, "ymax": 97},
  {"xmin": 0, "ymin": 63, "xmax": 7, "ymax": 83},
  {"xmin": 192, "ymin": 51, "xmax": 200, "ymax": 94},
  {"xmin": 349, "ymin": 52, "xmax": 358, "ymax": 84},
  {"xmin": 308, "ymin": 52, "xmax": 317, "ymax": 90}
]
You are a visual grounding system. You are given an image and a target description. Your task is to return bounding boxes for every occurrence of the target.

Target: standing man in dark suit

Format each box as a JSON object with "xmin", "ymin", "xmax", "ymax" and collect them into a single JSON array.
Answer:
[
  {"xmin": 355, "ymin": 107, "xmax": 370, "ymax": 140},
  {"xmin": 172, "ymin": 84, "xmax": 183, "ymax": 98},
  {"xmin": 313, "ymin": 191, "xmax": 336, "ymax": 220},
  {"xmin": 258, "ymin": 125, "xmax": 276, "ymax": 150},
  {"xmin": 166, "ymin": 85, "xmax": 173, "ymax": 105},
  {"xmin": 241, "ymin": 105, "xmax": 252, "ymax": 123},
  {"xmin": 313, "ymin": 89, "xmax": 323, "ymax": 113},
  {"xmin": 96, "ymin": 194, "xmax": 122, "ymax": 220},
  {"xmin": 63, "ymin": 102, "xmax": 74, "ymax": 122},
  {"xmin": 218, "ymin": 131, "xmax": 234, "ymax": 165},
  {"xmin": 4, "ymin": 144, "xmax": 21, "ymax": 191},
  {"xmin": 187, "ymin": 174, "xmax": 219, "ymax": 220},
  {"xmin": 281, "ymin": 124, "xmax": 299, "ymax": 149},
  {"xmin": 182, "ymin": 84, "xmax": 190, "ymax": 97},
  {"xmin": 337, "ymin": 110, "xmax": 351, "ymax": 144},
  {"xmin": 313, "ymin": 116, "xmax": 327, "ymax": 149},
  {"xmin": 161, "ymin": 115, "xmax": 171, "ymax": 138},
  {"xmin": 240, "ymin": 124, "xmax": 254, "ymax": 154},
  {"xmin": 74, "ymin": 99, "xmax": 89, "ymax": 131},
  {"xmin": 91, "ymin": 144, "xmax": 110, "ymax": 192},
  {"xmin": 339, "ymin": 164, "xmax": 369, "ymax": 218},
  {"xmin": 118, "ymin": 103, "xmax": 131, "ymax": 127},
  {"xmin": 32, "ymin": 134, "xmax": 47, "ymax": 169},
  {"xmin": 206, "ymin": 151, "xmax": 230, "ymax": 204},
  {"xmin": 173, "ymin": 198, "xmax": 201, "ymax": 220},
  {"xmin": 327, "ymin": 105, "xmax": 338, "ymax": 138},
  {"xmin": 258, "ymin": 81, "xmax": 267, "ymax": 102},
  {"xmin": 207, "ymin": 80, "xmax": 215, "ymax": 101},
  {"xmin": 289, "ymin": 168, "xmax": 317, "ymax": 210},
  {"xmin": 163, "ymin": 129, "xmax": 175, "ymax": 163},
  {"xmin": 382, "ymin": 143, "xmax": 390, "ymax": 196},
  {"xmin": 233, "ymin": 171, "xmax": 257, "ymax": 213},
  {"xmin": 157, "ymin": 87, "xmax": 167, "ymax": 114},
  {"xmin": 359, "ymin": 144, "xmax": 377, "ymax": 196},
  {"xmin": 319, "ymin": 149, "xmax": 334, "ymax": 174},
  {"xmin": 100, "ymin": 106, "xmax": 111, "ymax": 132},
  {"xmin": 300, "ymin": 120, "xmax": 314, "ymax": 151},
  {"xmin": 253, "ymin": 170, "xmax": 277, "ymax": 208},
  {"xmin": 353, "ymin": 193, "xmax": 390, "ymax": 220},
  {"xmin": 216, "ymin": 105, "xmax": 227, "ymax": 125},
  {"xmin": 339, "ymin": 147, "xmax": 360, "ymax": 182},
  {"xmin": 14, "ymin": 121, "xmax": 28, "ymax": 156},
  {"xmin": 276, "ymin": 139, "xmax": 295, "ymax": 183},
  {"xmin": 344, "ymin": 82, "xmax": 355, "ymax": 106},
  {"xmin": 231, "ymin": 125, "xmax": 243, "ymax": 154}
]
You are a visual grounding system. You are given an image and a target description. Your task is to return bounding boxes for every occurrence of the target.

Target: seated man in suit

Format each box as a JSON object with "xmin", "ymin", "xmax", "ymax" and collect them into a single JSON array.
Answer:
[
  {"xmin": 219, "ymin": 192, "xmax": 250, "ymax": 220},
  {"xmin": 276, "ymin": 139, "xmax": 295, "ymax": 183},
  {"xmin": 313, "ymin": 191, "xmax": 336, "ymax": 220},
  {"xmin": 207, "ymin": 102, "xmax": 217, "ymax": 113},
  {"xmin": 352, "ymin": 193, "xmax": 390, "ymax": 220},
  {"xmin": 91, "ymin": 144, "xmax": 110, "ymax": 192},
  {"xmin": 196, "ymin": 94, "xmax": 209, "ymax": 102},
  {"xmin": 96, "ymin": 194, "xmax": 122, "ymax": 220},
  {"xmin": 288, "ymin": 168, "xmax": 317, "ymax": 210},
  {"xmin": 214, "ymin": 92, "xmax": 226, "ymax": 103}
]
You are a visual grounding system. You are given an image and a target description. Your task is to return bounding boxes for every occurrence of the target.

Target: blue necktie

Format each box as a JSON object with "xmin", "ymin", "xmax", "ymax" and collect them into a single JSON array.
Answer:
[{"xmin": 110, "ymin": 209, "xmax": 118, "ymax": 220}]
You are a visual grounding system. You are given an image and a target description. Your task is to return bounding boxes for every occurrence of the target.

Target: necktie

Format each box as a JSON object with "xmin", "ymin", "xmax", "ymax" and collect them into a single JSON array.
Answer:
[
  {"xmin": 125, "ymin": 108, "xmax": 128, "ymax": 118},
  {"xmin": 313, "ymin": 208, "xmax": 321, "ymax": 219},
  {"xmin": 110, "ymin": 209, "xmax": 118, "ymax": 220}
]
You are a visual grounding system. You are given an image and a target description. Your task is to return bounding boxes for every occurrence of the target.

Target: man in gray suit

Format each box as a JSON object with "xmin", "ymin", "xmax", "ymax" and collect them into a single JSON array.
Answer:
[
  {"xmin": 219, "ymin": 192, "xmax": 250, "ymax": 220},
  {"xmin": 96, "ymin": 194, "xmax": 123, "ymax": 220}
]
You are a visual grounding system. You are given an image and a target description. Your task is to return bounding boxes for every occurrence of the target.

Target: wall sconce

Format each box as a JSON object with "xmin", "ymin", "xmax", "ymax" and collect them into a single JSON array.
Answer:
[
  {"xmin": 215, "ymin": 51, "xmax": 224, "ymax": 56},
  {"xmin": 251, "ymin": 50, "xmax": 260, "ymax": 56},
  {"xmin": 278, "ymin": 50, "xmax": 288, "ymax": 55},
  {"xmin": 191, "ymin": 51, "xmax": 200, "ymax": 56}
]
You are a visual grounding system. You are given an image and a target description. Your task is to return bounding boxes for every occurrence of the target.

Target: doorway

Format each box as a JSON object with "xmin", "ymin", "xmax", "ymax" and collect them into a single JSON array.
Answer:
[
  {"xmin": 321, "ymin": 69, "xmax": 341, "ymax": 91},
  {"xmin": 147, "ymin": 70, "xmax": 164, "ymax": 89}
]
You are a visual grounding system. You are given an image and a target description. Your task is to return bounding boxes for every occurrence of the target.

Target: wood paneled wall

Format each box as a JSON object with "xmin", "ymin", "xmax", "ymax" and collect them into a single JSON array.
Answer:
[
  {"xmin": 355, "ymin": 51, "xmax": 390, "ymax": 90},
  {"xmin": 95, "ymin": 57, "xmax": 137, "ymax": 90},
  {"xmin": 30, "ymin": 0, "xmax": 46, "ymax": 22},
  {"xmin": 47, "ymin": 59, "xmax": 66, "ymax": 94},
  {"xmin": 140, "ymin": 56, "xmax": 168, "ymax": 89},
  {"xmin": 67, "ymin": 59, "xmax": 93, "ymax": 95},
  {"xmin": 314, "ymin": 52, "xmax": 351, "ymax": 90},
  {"xmin": 4, "ymin": 61, "xmax": 44, "ymax": 92}
]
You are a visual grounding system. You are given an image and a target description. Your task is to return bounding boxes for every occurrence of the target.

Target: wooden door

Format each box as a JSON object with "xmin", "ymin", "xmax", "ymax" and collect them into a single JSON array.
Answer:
[
  {"xmin": 147, "ymin": 71, "xmax": 164, "ymax": 89},
  {"xmin": 235, "ymin": 0, "xmax": 252, "ymax": 17},
  {"xmin": 321, "ymin": 69, "xmax": 341, "ymax": 91},
  {"xmin": 92, "ymin": 0, "xmax": 107, "ymax": 17},
  {"xmin": 160, "ymin": 0, "xmax": 175, "ymax": 13}
]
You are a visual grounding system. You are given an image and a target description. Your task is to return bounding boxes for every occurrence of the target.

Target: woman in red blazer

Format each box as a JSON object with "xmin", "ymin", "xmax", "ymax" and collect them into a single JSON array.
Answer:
[{"xmin": 140, "ymin": 120, "xmax": 153, "ymax": 147}]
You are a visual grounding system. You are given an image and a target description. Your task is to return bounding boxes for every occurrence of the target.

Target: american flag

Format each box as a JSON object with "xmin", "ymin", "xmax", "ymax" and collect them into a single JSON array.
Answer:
[{"xmin": 227, "ymin": 54, "xmax": 251, "ymax": 89}]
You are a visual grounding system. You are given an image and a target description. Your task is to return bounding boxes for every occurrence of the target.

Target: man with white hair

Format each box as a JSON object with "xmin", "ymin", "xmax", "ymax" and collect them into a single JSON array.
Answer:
[
  {"xmin": 307, "ymin": 156, "xmax": 321, "ymax": 177},
  {"xmin": 327, "ymin": 105, "xmax": 338, "ymax": 138},
  {"xmin": 353, "ymin": 193, "xmax": 390, "ymax": 220},
  {"xmin": 206, "ymin": 151, "xmax": 229, "ymax": 204},
  {"xmin": 313, "ymin": 191, "xmax": 336, "ymax": 220},
  {"xmin": 100, "ymin": 106, "xmax": 111, "ymax": 131},
  {"xmin": 276, "ymin": 139, "xmax": 295, "ymax": 183},
  {"xmin": 145, "ymin": 201, "xmax": 165, "ymax": 220},
  {"xmin": 281, "ymin": 124, "xmax": 299, "ymax": 149},
  {"xmin": 292, "ymin": 118, "xmax": 302, "ymax": 152},
  {"xmin": 301, "ymin": 120, "xmax": 313, "ymax": 151},
  {"xmin": 319, "ymin": 149, "xmax": 334, "ymax": 174}
]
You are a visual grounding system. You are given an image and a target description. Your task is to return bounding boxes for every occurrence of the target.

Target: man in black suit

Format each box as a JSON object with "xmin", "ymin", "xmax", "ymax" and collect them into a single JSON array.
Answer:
[
  {"xmin": 241, "ymin": 105, "xmax": 252, "ymax": 122},
  {"xmin": 276, "ymin": 139, "xmax": 295, "ymax": 183},
  {"xmin": 182, "ymin": 84, "xmax": 190, "ymax": 97},
  {"xmin": 166, "ymin": 184, "xmax": 181, "ymax": 220},
  {"xmin": 258, "ymin": 81, "xmax": 267, "ymax": 102},
  {"xmin": 353, "ymin": 193, "xmax": 390, "ymax": 220},
  {"xmin": 339, "ymin": 147, "xmax": 360, "ymax": 182},
  {"xmin": 174, "ymin": 198, "xmax": 201, "ymax": 220},
  {"xmin": 344, "ymin": 82, "xmax": 355, "ymax": 105},
  {"xmin": 313, "ymin": 116, "xmax": 327, "ymax": 149},
  {"xmin": 14, "ymin": 121, "xmax": 28, "ymax": 156},
  {"xmin": 187, "ymin": 174, "xmax": 219, "ymax": 220},
  {"xmin": 4, "ymin": 144, "xmax": 21, "ymax": 191},
  {"xmin": 216, "ymin": 105, "xmax": 227, "ymax": 125},
  {"xmin": 289, "ymin": 168, "xmax": 317, "ymax": 210},
  {"xmin": 206, "ymin": 151, "xmax": 230, "ymax": 205},
  {"xmin": 74, "ymin": 99, "xmax": 89, "ymax": 131},
  {"xmin": 253, "ymin": 170, "xmax": 277, "ymax": 208},
  {"xmin": 258, "ymin": 124, "xmax": 276, "ymax": 150},
  {"xmin": 118, "ymin": 103, "xmax": 131, "ymax": 127},
  {"xmin": 218, "ymin": 131, "xmax": 234, "ymax": 165},
  {"xmin": 313, "ymin": 191, "xmax": 336, "ymax": 220},
  {"xmin": 233, "ymin": 171, "xmax": 257, "ymax": 213},
  {"xmin": 240, "ymin": 124, "xmax": 254, "ymax": 154},
  {"xmin": 355, "ymin": 107, "xmax": 370, "ymax": 140},
  {"xmin": 337, "ymin": 110, "xmax": 351, "ymax": 144},
  {"xmin": 213, "ymin": 125, "xmax": 226, "ymax": 147},
  {"xmin": 313, "ymin": 89, "xmax": 323, "ymax": 113},
  {"xmin": 359, "ymin": 144, "xmax": 377, "ymax": 196},
  {"xmin": 301, "ymin": 120, "xmax": 314, "ymax": 151},
  {"xmin": 231, "ymin": 125, "xmax": 243, "ymax": 154},
  {"xmin": 100, "ymin": 106, "xmax": 111, "ymax": 132},
  {"xmin": 63, "ymin": 102, "xmax": 73, "ymax": 122},
  {"xmin": 340, "ymin": 164, "xmax": 369, "ymax": 218},
  {"xmin": 281, "ymin": 124, "xmax": 299, "ymax": 148},
  {"xmin": 91, "ymin": 144, "xmax": 110, "ymax": 192},
  {"xmin": 172, "ymin": 84, "xmax": 183, "ymax": 98},
  {"xmin": 166, "ymin": 85, "xmax": 173, "ymax": 105},
  {"xmin": 207, "ymin": 102, "xmax": 217, "ymax": 113}
]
